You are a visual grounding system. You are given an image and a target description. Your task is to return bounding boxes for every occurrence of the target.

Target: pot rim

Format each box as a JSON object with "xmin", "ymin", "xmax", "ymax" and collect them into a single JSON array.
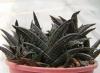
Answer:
[{"xmin": 6, "ymin": 60, "xmax": 97, "ymax": 72}]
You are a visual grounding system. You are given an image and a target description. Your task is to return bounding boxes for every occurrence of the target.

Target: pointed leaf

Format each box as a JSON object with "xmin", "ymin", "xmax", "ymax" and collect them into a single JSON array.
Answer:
[
  {"xmin": 93, "ymin": 49, "xmax": 100, "ymax": 58},
  {"xmin": 74, "ymin": 53, "xmax": 93, "ymax": 60},
  {"xmin": 59, "ymin": 16, "xmax": 67, "ymax": 22},
  {"xmin": 1, "ymin": 29, "xmax": 18, "ymax": 46},
  {"xmin": 91, "ymin": 40, "xmax": 100, "ymax": 49},
  {"xmin": 50, "ymin": 15, "xmax": 61, "ymax": 25},
  {"xmin": 23, "ymin": 42, "xmax": 52, "ymax": 61},
  {"xmin": 46, "ymin": 33, "xmax": 79, "ymax": 63},
  {"xmin": 48, "ymin": 20, "xmax": 71, "ymax": 48},
  {"xmin": 0, "ymin": 46, "xmax": 15, "ymax": 59},
  {"xmin": 30, "ymin": 21, "xmax": 48, "ymax": 42},
  {"xmin": 71, "ymin": 11, "xmax": 80, "ymax": 31},
  {"xmin": 81, "ymin": 28, "xmax": 95, "ymax": 36},
  {"xmin": 15, "ymin": 20, "xmax": 19, "ymax": 26},
  {"xmin": 33, "ymin": 12, "xmax": 41, "ymax": 29},
  {"xmin": 79, "ymin": 24, "xmax": 95, "ymax": 33},
  {"xmin": 13, "ymin": 26, "xmax": 48, "ymax": 51}
]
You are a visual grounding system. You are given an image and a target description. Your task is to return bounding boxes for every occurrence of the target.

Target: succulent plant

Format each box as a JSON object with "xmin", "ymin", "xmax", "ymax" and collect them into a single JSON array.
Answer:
[{"xmin": 0, "ymin": 11, "xmax": 100, "ymax": 67}]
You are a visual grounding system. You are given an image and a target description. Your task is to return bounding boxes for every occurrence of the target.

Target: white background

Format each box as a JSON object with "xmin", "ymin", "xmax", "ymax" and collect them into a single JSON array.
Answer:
[{"xmin": 0, "ymin": 0, "xmax": 100, "ymax": 73}]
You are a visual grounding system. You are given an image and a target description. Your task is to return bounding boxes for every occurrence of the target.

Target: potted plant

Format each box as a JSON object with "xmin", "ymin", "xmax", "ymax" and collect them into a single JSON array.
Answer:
[{"xmin": 0, "ymin": 11, "xmax": 100, "ymax": 73}]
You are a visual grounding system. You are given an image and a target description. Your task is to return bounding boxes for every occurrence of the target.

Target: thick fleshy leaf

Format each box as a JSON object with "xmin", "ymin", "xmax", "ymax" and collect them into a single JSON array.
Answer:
[
  {"xmin": 46, "ymin": 33, "xmax": 79, "ymax": 63},
  {"xmin": 12, "ymin": 30, "xmax": 18, "ymax": 40},
  {"xmin": 91, "ymin": 40, "xmax": 100, "ymax": 49},
  {"xmin": 48, "ymin": 20, "xmax": 71, "ymax": 48},
  {"xmin": 83, "ymin": 37, "xmax": 90, "ymax": 47},
  {"xmin": 0, "ymin": 46, "xmax": 15, "ymax": 59},
  {"xmin": 11, "ymin": 58, "xmax": 38, "ymax": 66},
  {"xmin": 13, "ymin": 26, "xmax": 48, "ymax": 51},
  {"xmin": 74, "ymin": 53, "xmax": 93, "ymax": 60},
  {"xmin": 23, "ymin": 42, "xmax": 52, "ymax": 61},
  {"xmin": 51, "ymin": 47, "xmax": 88, "ymax": 67},
  {"xmin": 79, "ymin": 24, "xmax": 95, "ymax": 33},
  {"xmin": 66, "ymin": 20, "xmax": 78, "ymax": 33},
  {"xmin": 50, "ymin": 51, "xmax": 69, "ymax": 67},
  {"xmin": 2, "ymin": 35, "xmax": 14, "ymax": 46},
  {"xmin": 30, "ymin": 21, "xmax": 48, "ymax": 42},
  {"xmin": 50, "ymin": 15, "xmax": 61, "ymax": 25},
  {"xmin": 71, "ymin": 11, "xmax": 80, "ymax": 32},
  {"xmin": 3, "ymin": 44, "xmax": 16, "ymax": 54},
  {"xmin": 51, "ymin": 23, "xmax": 59, "ymax": 31},
  {"xmin": 67, "ymin": 38, "xmax": 90, "ymax": 48},
  {"xmin": 33, "ymin": 12, "xmax": 41, "ymax": 29},
  {"xmin": 23, "ymin": 51, "xmax": 40, "ymax": 61},
  {"xmin": 1, "ymin": 29, "xmax": 18, "ymax": 46},
  {"xmin": 59, "ymin": 16, "xmax": 67, "ymax": 22},
  {"xmin": 15, "ymin": 20, "xmax": 19, "ymax": 26},
  {"xmin": 93, "ymin": 49, "xmax": 100, "ymax": 58},
  {"xmin": 67, "ymin": 47, "xmax": 91, "ymax": 55},
  {"xmin": 81, "ymin": 28, "xmax": 95, "ymax": 36}
]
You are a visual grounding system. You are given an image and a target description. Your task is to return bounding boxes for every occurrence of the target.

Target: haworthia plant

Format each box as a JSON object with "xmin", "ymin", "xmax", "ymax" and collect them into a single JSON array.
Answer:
[{"xmin": 0, "ymin": 11, "xmax": 100, "ymax": 67}]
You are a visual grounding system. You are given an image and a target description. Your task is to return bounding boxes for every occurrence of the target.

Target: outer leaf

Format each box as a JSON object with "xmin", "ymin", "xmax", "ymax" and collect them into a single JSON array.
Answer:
[
  {"xmin": 93, "ymin": 49, "xmax": 100, "ymax": 58},
  {"xmin": 51, "ymin": 47, "xmax": 89, "ymax": 67},
  {"xmin": 74, "ymin": 53, "xmax": 93, "ymax": 60},
  {"xmin": 83, "ymin": 37, "xmax": 90, "ymax": 47},
  {"xmin": 2, "ymin": 35, "xmax": 14, "ymax": 46},
  {"xmin": 91, "ymin": 40, "xmax": 100, "ymax": 49},
  {"xmin": 67, "ymin": 38, "xmax": 90, "ymax": 48},
  {"xmin": 50, "ymin": 51, "xmax": 69, "ymax": 67},
  {"xmin": 79, "ymin": 24, "xmax": 95, "ymax": 33},
  {"xmin": 23, "ymin": 42, "xmax": 52, "ymax": 61},
  {"xmin": 13, "ymin": 26, "xmax": 48, "ymax": 51},
  {"xmin": 1, "ymin": 29, "xmax": 18, "ymax": 46},
  {"xmin": 67, "ymin": 47, "xmax": 91, "ymax": 55},
  {"xmin": 81, "ymin": 28, "xmax": 95, "ymax": 36},
  {"xmin": 63, "ymin": 48, "xmax": 92, "ymax": 67},
  {"xmin": 0, "ymin": 46, "xmax": 15, "ymax": 59},
  {"xmin": 3, "ymin": 44, "xmax": 16, "ymax": 54},
  {"xmin": 12, "ymin": 30, "xmax": 18, "ymax": 40}
]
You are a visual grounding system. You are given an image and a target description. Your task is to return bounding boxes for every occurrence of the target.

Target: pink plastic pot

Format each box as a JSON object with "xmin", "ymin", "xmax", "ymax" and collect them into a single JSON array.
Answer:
[{"xmin": 6, "ymin": 61, "xmax": 97, "ymax": 73}]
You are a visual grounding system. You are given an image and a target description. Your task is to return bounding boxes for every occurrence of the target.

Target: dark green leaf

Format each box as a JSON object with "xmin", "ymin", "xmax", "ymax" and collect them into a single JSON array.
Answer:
[
  {"xmin": 50, "ymin": 15, "xmax": 61, "ymax": 25},
  {"xmin": 48, "ymin": 20, "xmax": 71, "ymax": 48},
  {"xmin": 74, "ymin": 53, "xmax": 93, "ymax": 60},
  {"xmin": 46, "ymin": 33, "xmax": 79, "ymax": 63},
  {"xmin": 36, "ymin": 62, "xmax": 49, "ymax": 67},
  {"xmin": 79, "ymin": 24, "xmax": 95, "ymax": 33},
  {"xmin": 30, "ymin": 21, "xmax": 48, "ymax": 42},
  {"xmin": 1, "ymin": 29, "xmax": 18, "ymax": 46},
  {"xmin": 59, "ymin": 16, "xmax": 67, "ymax": 22},
  {"xmin": 23, "ymin": 42, "xmax": 52, "ymax": 61},
  {"xmin": 13, "ymin": 26, "xmax": 48, "ymax": 51},
  {"xmin": 15, "ymin": 20, "xmax": 19, "ymax": 26},
  {"xmin": 81, "ymin": 28, "xmax": 95, "ymax": 36},
  {"xmin": 71, "ymin": 11, "xmax": 80, "ymax": 32},
  {"xmin": 0, "ymin": 46, "xmax": 15, "ymax": 59},
  {"xmin": 93, "ymin": 49, "xmax": 100, "ymax": 58},
  {"xmin": 33, "ymin": 12, "xmax": 41, "ymax": 29},
  {"xmin": 91, "ymin": 40, "xmax": 100, "ymax": 49}
]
